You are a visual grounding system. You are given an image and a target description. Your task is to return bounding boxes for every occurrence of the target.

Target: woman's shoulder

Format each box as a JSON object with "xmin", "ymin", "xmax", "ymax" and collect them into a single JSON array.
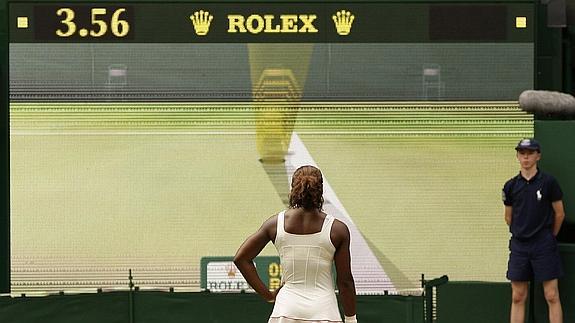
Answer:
[
  {"xmin": 260, "ymin": 213, "xmax": 281, "ymax": 241},
  {"xmin": 263, "ymin": 213, "xmax": 280, "ymax": 228},
  {"xmin": 331, "ymin": 218, "xmax": 349, "ymax": 234},
  {"xmin": 329, "ymin": 218, "xmax": 350, "ymax": 248}
]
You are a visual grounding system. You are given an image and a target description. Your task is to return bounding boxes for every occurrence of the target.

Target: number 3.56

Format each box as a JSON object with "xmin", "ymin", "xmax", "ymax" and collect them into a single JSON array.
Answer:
[{"xmin": 56, "ymin": 8, "xmax": 130, "ymax": 37}]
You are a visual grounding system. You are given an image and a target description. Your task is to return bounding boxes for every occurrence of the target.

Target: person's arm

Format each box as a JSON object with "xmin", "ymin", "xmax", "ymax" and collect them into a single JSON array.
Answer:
[
  {"xmin": 502, "ymin": 182, "xmax": 514, "ymax": 227},
  {"xmin": 233, "ymin": 216, "xmax": 278, "ymax": 302},
  {"xmin": 504, "ymin": 206, "xmax": 513, "ymax": 226},
  {"xmin": 332, "ymin": 220, "xmax": 356, "ymax": 319},
  {"xmin": 551, "ymin": 200, "xmax": 565, "ymax": 237}
]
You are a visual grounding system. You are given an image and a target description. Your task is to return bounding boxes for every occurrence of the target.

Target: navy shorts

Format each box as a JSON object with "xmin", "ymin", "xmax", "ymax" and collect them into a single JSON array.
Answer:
[{"xmin": 507, "ymin": 230, "xmax": 564, "ymax": 282}]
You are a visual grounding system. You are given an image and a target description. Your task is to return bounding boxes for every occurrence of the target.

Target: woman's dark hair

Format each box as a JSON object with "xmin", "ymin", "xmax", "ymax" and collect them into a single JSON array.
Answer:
[{"xmin": 289, "ymin": 165, "xmax": 324, "ymax": 210}]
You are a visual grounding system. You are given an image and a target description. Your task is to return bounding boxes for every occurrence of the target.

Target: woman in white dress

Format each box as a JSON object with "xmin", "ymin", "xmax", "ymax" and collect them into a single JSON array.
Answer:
[{"xmin": 234, "ymin": 165, "xmax": 357, "ymax": 323}]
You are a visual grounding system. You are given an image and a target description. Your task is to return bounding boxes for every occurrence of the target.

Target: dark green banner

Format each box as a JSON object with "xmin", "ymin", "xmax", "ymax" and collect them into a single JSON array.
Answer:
[{"xmin": 0, "ymin": 291, "xmax": 424, "ymax": 323}]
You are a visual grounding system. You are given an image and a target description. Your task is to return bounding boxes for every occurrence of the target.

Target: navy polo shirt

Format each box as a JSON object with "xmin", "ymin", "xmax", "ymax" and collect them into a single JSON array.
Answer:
[{"xmin": 502, "ymin": 170, "xmax": 563, "ymax": 239}]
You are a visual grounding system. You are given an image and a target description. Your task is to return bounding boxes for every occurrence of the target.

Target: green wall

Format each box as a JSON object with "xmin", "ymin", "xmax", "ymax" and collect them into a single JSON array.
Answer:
[
  {"xmin": 0, "ymin": 292, "xmax": 424, "ymax": 323},
  {"xmin": 436, "ymin": 244, "xmax": 575, "ymax": 323},
  {"xmin": 436, "ymin": 282, "xmax": 513, "ymax": 323},
  {"xmin": 535, "ymin": 120, "xmax": 575, "ymax": 226},
  {"xmin": 535, "ymin": 1, "xmax": 564, "ymax": 91}
]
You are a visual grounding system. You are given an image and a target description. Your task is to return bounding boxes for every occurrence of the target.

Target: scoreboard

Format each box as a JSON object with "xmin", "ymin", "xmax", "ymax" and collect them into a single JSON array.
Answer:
[{"xmin": 9, "ymin": 2, "xmax": 533, "ymax": 43}]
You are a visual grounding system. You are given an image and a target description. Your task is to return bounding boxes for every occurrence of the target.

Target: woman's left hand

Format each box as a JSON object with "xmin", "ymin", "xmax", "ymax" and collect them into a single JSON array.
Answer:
[{"xmin": 266, "ymin": 284, "xmax": 284, "ymax": 303}]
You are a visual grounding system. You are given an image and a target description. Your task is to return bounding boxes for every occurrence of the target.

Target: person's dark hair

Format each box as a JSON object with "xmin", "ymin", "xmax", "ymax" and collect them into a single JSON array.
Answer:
[{"xmin": 289, "ymin": 165, "xmax": 324, "ymax": 210}]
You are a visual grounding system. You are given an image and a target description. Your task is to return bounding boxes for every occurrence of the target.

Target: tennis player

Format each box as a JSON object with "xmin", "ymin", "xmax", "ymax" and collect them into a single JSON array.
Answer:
[{"xmin": 234, "ymin": 165, "xmax": 357, "ymax": 323}]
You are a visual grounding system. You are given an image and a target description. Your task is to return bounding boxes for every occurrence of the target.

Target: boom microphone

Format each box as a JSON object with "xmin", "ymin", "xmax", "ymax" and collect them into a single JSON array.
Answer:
[{"xmin": 518, "ymin": 90, "xmax": 575, "ymax": 117}]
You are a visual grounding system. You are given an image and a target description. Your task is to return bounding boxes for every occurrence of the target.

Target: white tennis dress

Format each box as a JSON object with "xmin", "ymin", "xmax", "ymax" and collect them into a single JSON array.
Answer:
[{"xmin": 268, "ymin": 210, "xmax": 343, "ymax": 323}]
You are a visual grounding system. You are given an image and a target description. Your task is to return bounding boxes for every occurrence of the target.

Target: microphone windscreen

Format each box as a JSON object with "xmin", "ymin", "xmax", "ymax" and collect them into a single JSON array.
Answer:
[{"xmin": 519, "ymin": 90, "xmax": 575, "ymax": 116}]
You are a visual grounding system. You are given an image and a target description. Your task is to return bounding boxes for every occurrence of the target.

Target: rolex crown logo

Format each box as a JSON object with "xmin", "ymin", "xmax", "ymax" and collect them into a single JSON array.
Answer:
[
  {"xmin": 190, "ymin": 10, "xmax": 213, "ymax": 36},
  {"xmin": 332, "ymin": 10, "xmax": 355, "ymax": 36},
  {"xmin": 226, "ymin": 263, "xmax": 237, "ymax": 278}
]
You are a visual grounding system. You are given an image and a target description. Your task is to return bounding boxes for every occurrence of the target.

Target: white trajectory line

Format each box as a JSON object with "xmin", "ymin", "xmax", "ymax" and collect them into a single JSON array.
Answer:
[{"xmin": 284, "ymin": 132, "xmax": 395, "ymax": 294}]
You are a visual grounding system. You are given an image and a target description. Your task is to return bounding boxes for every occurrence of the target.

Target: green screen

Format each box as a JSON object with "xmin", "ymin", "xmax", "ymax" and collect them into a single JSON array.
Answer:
[{"xmin": 8, "ymin": 2, "xmax": 534, "ymax": 294}]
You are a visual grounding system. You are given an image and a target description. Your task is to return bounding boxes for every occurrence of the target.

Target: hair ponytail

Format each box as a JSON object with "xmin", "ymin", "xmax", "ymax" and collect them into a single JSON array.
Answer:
[{"xmin": 289, "ymin": 166, "xmax": 324, "ymax": 210}]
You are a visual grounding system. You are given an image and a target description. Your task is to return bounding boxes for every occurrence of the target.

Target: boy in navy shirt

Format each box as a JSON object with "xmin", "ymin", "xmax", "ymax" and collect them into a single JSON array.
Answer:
[{"xmin": 502, "ymin": 138, "xmax": 565, "ymax": 323}]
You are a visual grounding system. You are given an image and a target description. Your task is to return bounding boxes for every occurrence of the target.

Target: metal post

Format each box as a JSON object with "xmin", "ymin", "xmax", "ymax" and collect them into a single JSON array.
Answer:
[
  {"xmin": 421, "ymin": 274, "xmax": 427, "ymax": 323},
  {"xmin": 425, "ymin": 285, "xmax": 433, "ymax": 323},
  {"xmin": 129, "ymin": 269, "xmax": 135, "ymax": 323},
  {"xmin": 422, "ymin": 275, "xmax": 449, "ymax": 323}
]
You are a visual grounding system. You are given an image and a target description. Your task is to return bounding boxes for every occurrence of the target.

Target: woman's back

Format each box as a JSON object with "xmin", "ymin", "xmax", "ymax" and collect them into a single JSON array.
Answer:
[
  {"xmin": 269, "ymin": 210, "xmax": 341, "ymax": 322},
  {"xmin": 234, "ymin": 165, "xmax": 355, "ymax": 323}
]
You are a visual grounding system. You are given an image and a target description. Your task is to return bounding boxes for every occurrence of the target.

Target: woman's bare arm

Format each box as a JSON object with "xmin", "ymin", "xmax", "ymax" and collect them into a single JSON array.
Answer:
[
  {"xmin": 233, "ymin": 216, "xmax": 278, "ymax": 302},
  {"xmin": 332, "ymin": 220, "xmax": 356, "ymax": 317}
]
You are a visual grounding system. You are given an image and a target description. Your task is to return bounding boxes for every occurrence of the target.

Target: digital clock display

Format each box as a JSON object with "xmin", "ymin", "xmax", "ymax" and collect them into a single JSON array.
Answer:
[{"xmin": 32, "ymin": 5, "xmax": 134, "ymax": 41}]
